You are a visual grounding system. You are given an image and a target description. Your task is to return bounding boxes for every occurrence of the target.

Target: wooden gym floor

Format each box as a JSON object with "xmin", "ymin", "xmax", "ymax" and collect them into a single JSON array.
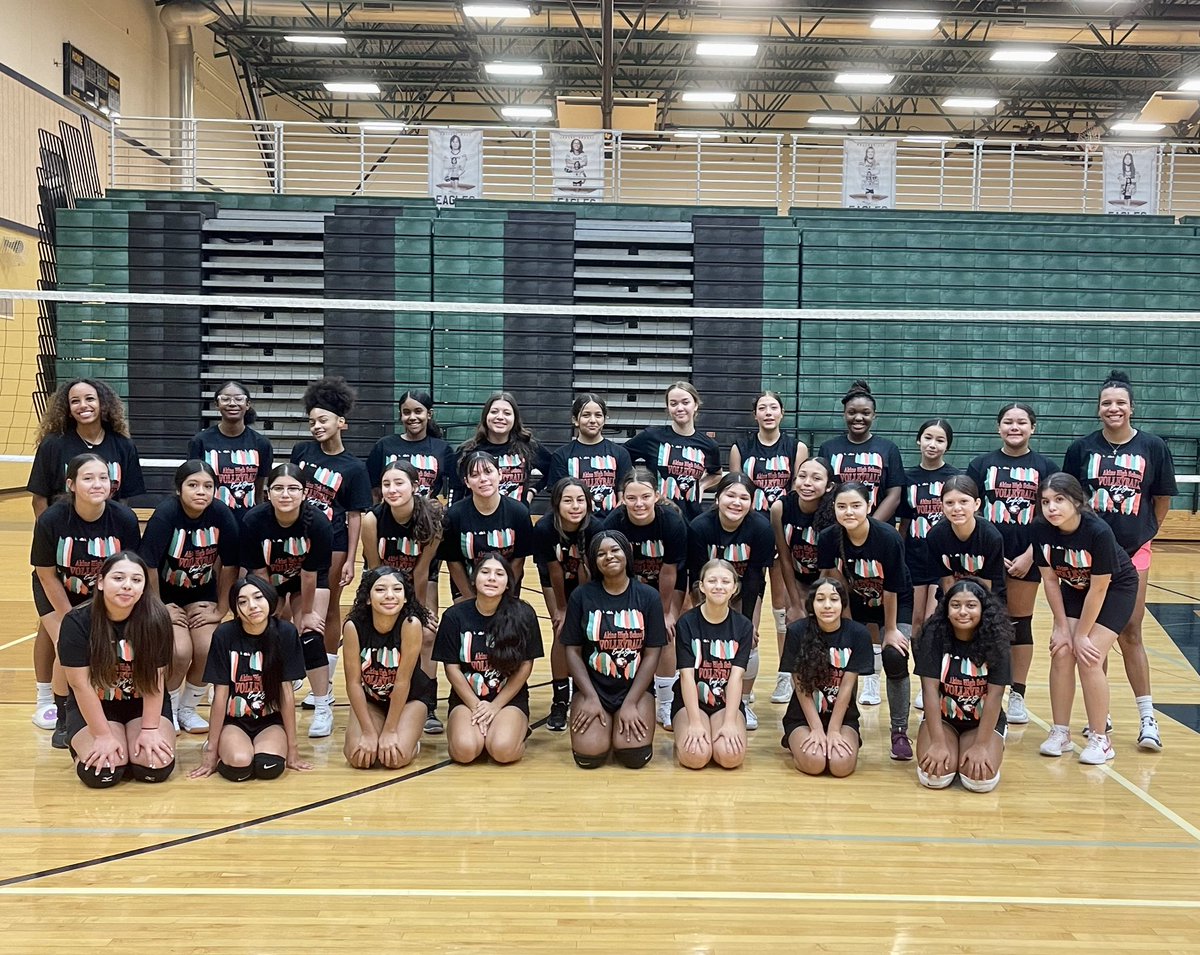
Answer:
[{"xmin": 1, "ymin": 495, "xmax": 1199, "ymax": 953}]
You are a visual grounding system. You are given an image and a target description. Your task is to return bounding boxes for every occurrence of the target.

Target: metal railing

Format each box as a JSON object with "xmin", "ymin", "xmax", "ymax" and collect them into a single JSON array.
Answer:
[{"xmin": 107, "ymin": 117, "xmax": 1200, "ymax": 215}]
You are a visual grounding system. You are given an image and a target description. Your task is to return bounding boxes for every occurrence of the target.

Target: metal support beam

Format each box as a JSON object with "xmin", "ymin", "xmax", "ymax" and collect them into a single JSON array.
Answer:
[{"xmin": 601, "ymin": 0, "xmax": 614, "ymax": 128}]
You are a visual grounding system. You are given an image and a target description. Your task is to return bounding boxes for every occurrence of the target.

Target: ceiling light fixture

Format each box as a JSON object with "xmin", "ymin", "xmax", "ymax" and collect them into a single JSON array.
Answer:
[
  {"xmin": 681, "ymin": 91, "xmax": 737, "ymax": 103},
  {"xmin": 1110, "ymin": 120, "xmax": 1166, "ymax": 133},
  {"xmin": 990, "ymin": 47, "xmax": 1057, "ymax": 63},
  {"xmin": 1177, "ymin": 78, "xmax": 1200, "ymax": 91},
  {"xmin": 904, "ymin": 135, "xmax": 952, "ymax": 142},
  {"xmin": 942, "ymin": 96, "xmax": 1000, "ymax": 109},
  {"xmin": 501, "ymin": 105, "xmax": 553, "ymax": 119},
  {"xmin": 695, "ymin": 41, "xmax": 759, "ymax": 57},
  {"xmin": 285, "ymin": 35, "xmax": 347, "ymax": 45},
  {"xmin": 323, "ymin": 81, "xmax": 380, "ymax": 94},
  {"xmin": 463, "ymin": 4, "xmax": 532, "ymax": 17},
  {"xmin": 359, "ymin": 121, "xmax": 408, "ymax": 131},
  {"xmin": 808, "ymin": 114, "xmax": 861, "ymax": 126},
  {"xmin": 835, "ymin": 72, "xmax": 895, "ymax": 86},
  {"xmin": 870, "ymin": 15, "xmax": 940, "ymax": 30},
  {"xmin": 674, "ymin": 131, "xmax": 722, "ymax": 139},
  {"xmin": 484, "ymin": 62, "xmax": 544, "ymax": 77}
]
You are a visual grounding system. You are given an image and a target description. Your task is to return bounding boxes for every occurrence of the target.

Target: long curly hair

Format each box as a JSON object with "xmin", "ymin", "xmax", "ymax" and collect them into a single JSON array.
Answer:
[
  {"xmin": 791, "ymin": 576, "xmax": 848, "ymax": 695},
  {"xmin": 37, "ymin": 377, "xmax": 130, "ymax": 444},
  {"xmin": 346, "ymin": 566, "xmax": 435, "ymax": 636},
  {"xmin": 802, "ymin": 456, "xmax": 839, "ymax": 534},
  {"xmin": 921, "ymin": 579, "xmax": 1012, "ymax": 671}
]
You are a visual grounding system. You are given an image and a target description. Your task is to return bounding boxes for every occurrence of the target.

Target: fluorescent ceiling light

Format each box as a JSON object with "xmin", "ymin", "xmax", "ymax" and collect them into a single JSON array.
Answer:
[
  {"xmin": 681, "ymin": 91, "xmax": 737, "ymax": 104},
  {"xmin": 674, "ymin": 131, "xmax": 722, "ymax": 139},
  {"xmin": 463, "ymin": 4, "xmax": 531, "ymax": 17},
  {"xmin": 904, "ymin": 135, "xmax": 952, "ymax": 142},
  {"xmin": 484, "ymin": 62, "xmax": 544, "ymax": 77},
  {"xmin": 501, "ymin": 105, "xmax": 553, "ymax": 119},
  {"xmin": 1110, "ymin": 121, "xmax": 1165, "ymax": 133},
  {"xmin": 990, "ymin": 47, "xmax": 1057, "ymax": 63},
  {"xmin": 359, "ymin": 121, "xmax": 407, "ymax": 131},
  {"xmin": 808, "ymin": 114, "xmax": 860, "ymax": 126},
  {"xmin": 323, "ymin": 81, "xmax": 380, "ymax": 94},
  {"xmin": 695, "ymin": 41, "xmax": 759, "ymax": 57},
  {"xmin": 1177, "ymin": 78, "xmax": 1200, "ymax": 91},
  {"xmin": 835, "ymin": 72, "xmax": 895, "ymax": 86},
  {"xmin": 285, "ymin": 35, "xmax": 347, "ymax": 45},
  {"xmin": 942, "ymin": 96, "xmax": 999, "ymax": 109},
  {"xmin": 870, "ymin": 15, "xmax": 940, "ymax": 30}
]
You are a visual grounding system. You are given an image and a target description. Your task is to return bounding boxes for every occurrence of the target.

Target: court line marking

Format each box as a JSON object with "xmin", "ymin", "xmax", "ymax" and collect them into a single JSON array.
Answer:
[
  {"xmin": 1026, "ymin": 711, "xmax": 1200, "ymax": 843},
  {"xmin": 0, "ymin": 632, "xmax": 35, "ymax": 651},
  {"xmin": 2, "ymin": 886, "xmax": 1198, "ymax": 909}
]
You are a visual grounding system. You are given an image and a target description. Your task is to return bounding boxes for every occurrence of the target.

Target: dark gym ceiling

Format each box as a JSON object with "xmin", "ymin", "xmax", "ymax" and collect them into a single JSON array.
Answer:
[{"xmin": 180, "ymin": 1, "xmax": 1200, "ymax": 138}]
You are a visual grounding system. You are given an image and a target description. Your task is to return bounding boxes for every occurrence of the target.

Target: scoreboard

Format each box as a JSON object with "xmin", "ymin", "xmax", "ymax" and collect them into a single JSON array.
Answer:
[{"xmin": 62, "ymin": 43, "xmax": 120, "ymax": 115}]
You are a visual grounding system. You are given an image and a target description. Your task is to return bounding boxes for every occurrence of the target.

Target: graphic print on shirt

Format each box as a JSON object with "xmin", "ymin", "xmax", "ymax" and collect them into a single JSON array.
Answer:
[
  {"xmin": 462, "ymin": 527, "xmax": 516, "ymax": 560},
  {"xmin": 840, "ymin": 557, "xmax": 886, "ymax": 607},
  {"xmin": 585, "ymin": 608, "xmax": 647, "ymax": 681},
  {"xmin": 262, "ymin": 535, "xmax": 310, "ymax": 587},
  {"xmin": 705, "ymin": 541, "xmax": 753, "ymax": 576},
  {"xmin": 632, "ymin": 537, "xmax": 667, "ymax": 583},
  {"xmin": 57, "ymin": 534, "xmax": 122, "ymax": 595},
  {"xmin": 830, "ymin": 452, "xmax": 885, "ymax": 509},
  {"xmin": 496, "ymin": 452, "xmax": 529, "ymax": 500},
  {"xmin": 1085, "ymin": 452, "xmax": 1146, "ymax": 516},
  {"xmin": 693, "ymin": 637, "xmax": 741, "ymax": 707},
  {"xmin": 204, "ymin": 449, "xmax": 261, "ymax": 509},
  {"xmin": 360, "ymin": 646, "xmax": 401, "ymax": 703},
  {"xmin": 657, "ymin": 444, "xmax": 707, "ymax": 504},
  {"xmin": 785, "ymin": 521, "xmax": 819, "ymax": 576},
  {"xmin": 906, "ymin": 480, "xmax": 946, "ymax": 539},
  {"xmin": 939, "ymin": 653, "xmax": 990, "ymax": 723},
  {"xmin": 982, "ymin": 465, "xmax": 1042, "ymax": 525},
  {"xmin": 163, "ymin": 526, "xmax": 222, "ymax": 590},
  {"xmin": 568, "ymin": 454, "xmax": 619, "ymax": 512},
  {"xmin": 228, "ymin": 648, "xmax": 266, "ymax": 717},
  {"xmin": 459, "ymin": 629, "xmax": 504, "ymax": 698},
  {"xmin": 1041, "ymin": 545, "xmax": 1093, "ymax": 589},
  {"xmin": 814, "ymin": 646, "xmax": 853, "ymax": 714},
  {"xmin": 744, "ymin": 454, "xmax": 792, "ymax": 511},
  {"xmin": 940, "ymin": 548, "xmax": 989, "ymax": 578},
  {"xmin": 385, "ymin": 451, "xmax": 441, "ymax": 496},
  {"xmin": 98, "ymin": 639, "xmax": 138, "ymax": 701},
  {"xmin": 379, "ymin": 533, "xmax": 422, "ymax": 574},
  {"xmin": 555, "ymin": 539, "xmax": 585, "ymax": 581},
  {"xmin": 298, "ymin": 464, "xmax": 344, "ymax": 522}
]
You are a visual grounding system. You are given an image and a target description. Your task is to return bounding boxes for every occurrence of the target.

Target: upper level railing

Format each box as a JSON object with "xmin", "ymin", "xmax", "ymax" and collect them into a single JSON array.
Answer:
[{"xmin": 107, "ymin": 117, "xmax": 1200, "ymax": 216}]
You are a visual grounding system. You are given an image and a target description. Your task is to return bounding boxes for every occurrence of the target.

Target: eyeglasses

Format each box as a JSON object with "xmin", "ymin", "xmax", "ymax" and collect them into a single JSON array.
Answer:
[
  {"xmin": 269, "ymin": 485, "xmax": 304, "ymax": 495},
  {"xmin": 217, "ymin": 395, "xmax": 249, "ymax": 405}
]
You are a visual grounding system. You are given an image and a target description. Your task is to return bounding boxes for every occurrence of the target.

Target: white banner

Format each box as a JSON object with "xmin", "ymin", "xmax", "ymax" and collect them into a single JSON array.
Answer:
[
  {"xmin": 1103, "ymin": 145, "xmax": 1159, "ymax": 215},
  {"xmin": 428, "ymin": 128, "xmax": 483, "ymax": 202},
  {"xmin": 551, "ymin": 131, "xmax": 605, "ymax": 201},
  {"xmin": 842, "ymin": 138, "xmax": 897, "ymax": 209}
]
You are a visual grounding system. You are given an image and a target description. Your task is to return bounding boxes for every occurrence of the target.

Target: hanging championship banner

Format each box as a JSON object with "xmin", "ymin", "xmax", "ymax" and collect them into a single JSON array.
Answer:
[
  {"xmin": 1103, "ymin": 145, "xmax": 1158, "ymax": 215},
  {"xmin": 551, "ymin": 130, "xmax": 605, "ymax": 201},
  {"xmin": 842, "ymin": 137, "xmax": 896, "ymax": 209},
  {"xmin": 428, "ymin": 128, "xmax": 483, "ymax": 204}
]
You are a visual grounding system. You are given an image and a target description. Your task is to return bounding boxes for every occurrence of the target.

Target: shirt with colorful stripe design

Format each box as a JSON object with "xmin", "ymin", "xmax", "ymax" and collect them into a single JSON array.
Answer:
[
  {"xmin": 188, "ymin": 425, "xmax": 274, "ymax": 511},
  {"xmin": 366, "ymin": 433, "xmax": 454, "ymax": 499},
  {"xmin": 624, "ymin": 426, "xmax": 722, "ymax": 521},
  {"xmin": 915, "ymin": 631, "xmax": 1011, "ymax": 730},
  {"xmin": 547, "ymin": 438, "xmax": 634, "ymax": 517},
  {"xmin": 673, "ymin": 607, "xmax": 753, "ymax": 710},
  {"xmin": 780, "ymin": 618, "xmax": 874, "ymax": 723},
  {"xmin": 289, "ymin": 442, "xmax": 374, "ymax": 530},
  {"xmin": 27, "ymin": 430, "xmax": 146, "ymax": 503},
  {"xmin": 433, "ymin": 599, "xmax": 544, "ymax": 706},
  {"xmin": 600, "ymin": 506, "xmax": 689, "ymax": 587},
  {"xmin": 965, "ymin": 449, "xmax": 1059, "ymax": 560},
  {"xmin": 816, "ymin": 518, "xmax": 910, "ymax": 619},
  {"xmin": 204, "ymin": 619, "xmax": 306, "ymax": 719},
  {"xmin": 370, "ymin": 501, "xmax": 433, "ymax": 575},
  {"xmin": 816, "ymin": 435, "xmax": 905, "ymax": 514},
  {"xmin": 438, "ymin": 495, "xmax": 534, "ymax": 567},
  {"xmin": 238, "ymin": 503, "xmax": 333, "ymax": 589},
  {"xmin": 31, "ymin": 499, "xmax": 142, "ymax": 600},
  {"xmin": 734, "ymin": 432, "xmax": 800, "ymax": 513},
  {"xmin": 140, "ymin": 496, "xmax": 240, "ymax": 605}
]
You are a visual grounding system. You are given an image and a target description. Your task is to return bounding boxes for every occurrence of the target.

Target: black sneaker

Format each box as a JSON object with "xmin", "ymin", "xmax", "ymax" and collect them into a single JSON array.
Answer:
[
  {"xmin": 52, "ymin": 722, "xmax": 69, "ymax": 750},
  {"xmin": 547, "ymin": 700, "xmax": 568, "ymax": 732}
]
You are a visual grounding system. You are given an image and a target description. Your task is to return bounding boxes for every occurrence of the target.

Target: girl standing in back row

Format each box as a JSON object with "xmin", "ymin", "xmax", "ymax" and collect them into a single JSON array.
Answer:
[
  {"xmin": 547, "ymin": 394, "xmax": 633, "ymax": 520},
  {"xmin": 188, "ymin": 380, "xmax": 273, "ymax": 515},
  {"xmin": 817, "ymin": 380, "xmax": 905, "ymax": 522}
]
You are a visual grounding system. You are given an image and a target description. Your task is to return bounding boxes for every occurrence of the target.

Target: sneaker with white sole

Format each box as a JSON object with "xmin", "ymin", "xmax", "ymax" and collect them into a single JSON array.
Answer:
[
  {"xmin": 1079, "ymin": 733, "xmax": 1116, "ymax": 765},
  {"xmin": 656, "ymin": 700, "xmax": 672, "ymax": 731},
  {"xmin": 177, "ymin": 706, "xmax": 209, "ymax": 735},
  {"xmin": 32, "ymin": 703, "xmax": 57, "ymax": 730},
  {"xmin": 1081, "ymin": 715, "xmax": 1113, "ymax": 739},
  {"xmin": 914, "ymin": 689, "xmax": 924, "ymax": 711},
  {"xmin": 1006, "ymin": 691, "xmax": 1029, "ymax": 724},
  {"xmin": 1039, "ymin": 726, "xmax": 1074, "ymax": 757},
  {"xmin": 858, "ymin": 673, "xmax": 881, "ymax": 706},
  {"xmin": 303, "ymin": 689, "xmax": 334, "ymax": 710},
  {"xmin": 743, "ymin": 703, "xmax": 758, "ymax": 731},
  {"xmin": 423, "ymin": 714, "xmax": 444, "ymax": 735},
  {"xmin": 308, "ymin": 704, "xmax": 334, "ymax": 738},
  {"xmin": 770, "ymin": 673, "xmax": 793, "ymax": 703},
  {"xmin": 1137, "ymin": 716, "xmax": 1163, "ymax": 752}
]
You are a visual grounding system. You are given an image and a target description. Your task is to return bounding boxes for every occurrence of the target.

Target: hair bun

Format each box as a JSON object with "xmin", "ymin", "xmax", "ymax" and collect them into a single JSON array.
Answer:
[
  {"xmin": 850, "ymin": 379, "xmax": 872, "ymax": 394},
  {"xmin": 1105, "ymin": 369, "xmax": 1131, "ymax": 384}
]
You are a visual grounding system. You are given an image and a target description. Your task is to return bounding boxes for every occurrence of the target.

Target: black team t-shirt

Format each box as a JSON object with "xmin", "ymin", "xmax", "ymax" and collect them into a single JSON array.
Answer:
[
  {"xmin": 27, "ymin": 431, "xmax": 146, "ymax": 502},
  {"xmin": 140, "ymin": 497, "xmax": 241, "ymax": 606},
  {"xmin": 1062, "ymin": 430, "xmax": 1178, "ymax": 554},
  {"xmin": 925, "ymin": 518, "xmax": 1007, "ymax": 596},
  {"xmin": 204, "ymin": 620, "xmax": 306, "ymax": 719},
  {"xmin": 433, "ymin": 599, "xmax": 544, "ymax": 712},
  {"xmin": 780, "ymin": 618, "xmax": 874, "ymax": 730},
  {"xmin": 561, "ymin": 579, "xmax": 667, "ymax": 711},
  {"xmin": 734, "ymin": 433, "xmax": 800, "ymax": 513},
  {"xmin": 778, "ymin": 493, "xmax": 822, "ymax": 583},
  {"xmin": 188, "ymin": 426, "xmax": 274, "ymax": 512},
  {"xmin": 686, "ymin": 510, "xmax": 775, "ymax": 618},
  {"xmin": 351, "ymin": 616, "xmax": 434, "ymax": 707},
  {"xmin": 289, "ymin": 442, "xmax": 374, "ymax": 542},
  {"xmin": 369, "ymin": 502, "xmax": 434, "ymax": 576},
  {"xmin": 816, "ymin": 434, "xmax": 905, "ymax": 514},
  {"xmin": 624, "ymin": 426, "xmax": 722, "ymax": 521},
  {"xmin": 816, "ymin": 518, "xmax": 911, "ymax": 625},
  {"xmin": 238, "ymin": 503, "xmax": 333, "ymax": 591},
  {"xmin": 450, "ymin": 439, "xmax": 553, "ymax": 504},
  {"xmin": 31, "ymin": 500, "xmax": 142, "ymax": 601},
  {"xmin": 672, "ymin": 608, "xmax": 754, "ymax": 713},
  {"xmin": 896, "ymin": 463, "xmax": 960, "ymax": 584},
  {"xmin": 966, "ymin": 449, "xmax": 1059, "ymax": 566},
  {"xmin": 59, "ymin": 603, "xmax": 172, "ymax": 715},
  {"xmin": 601, "ymin": 506, "xmax": 688, "ymax": 587},
  {"xmin": 1031, "ymin": 510, "xmax": 1139, "ymax": 616},
  {"xmin": 531, "ymin": 517, "xmax": 596, "ymax": 591},
  {"xmin": 438, "ymin": 496, "xmax": 534, "ymax": 566},
  {"xmin": 366, "ymin": 434, "xmax": 455, "ymax": 499},
  {"xmin": 915, "ymin": 630, "xmax": 1011, "ymax": 734},
  {"xmin": 547, "ymin": 438, "xmax": 634, "ymax": 517}
]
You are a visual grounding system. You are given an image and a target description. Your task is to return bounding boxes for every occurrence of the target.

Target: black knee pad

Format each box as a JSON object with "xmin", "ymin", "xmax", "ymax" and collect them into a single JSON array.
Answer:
[
  {"xmin": 77, "ymin": 761, "xmax": 125, "ymax": 788},
  {"xmin": 217, "ymin": 760, "xmax": 254, "ymax": 783},
  {"xmin": 300, "ymin": 630, "xmax": 327, "ymax": 671},
  {"xmin": 254, "ymin": 753, "xmax": 286, "ymax": 779},
  {"xmin": 1012, "ymin": 615, "xmax": 1034, "ymax": 647},
  {"xmin": 881, "ymin": 644, "xmax": 909, "ymax": 679},
  {"xmin": 126, "ymin": 760, "xmax": 175, "ymax": 783},
  {"xmin": 613, "ymin": 745, "xmax": 653, "ymax": 770},
  {"xmin": 572, "ymin": 750, "xmax": 609, "ymax": 770}
]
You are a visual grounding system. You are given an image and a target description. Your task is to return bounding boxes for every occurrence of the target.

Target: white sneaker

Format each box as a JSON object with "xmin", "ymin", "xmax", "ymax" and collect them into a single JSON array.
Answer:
[
  {"xmin": 177, "ymin": 705, "xmax": 209, "ymax": 735},
  {"xmin": 32, "ymin": 702, "xmax": 57, "ymax": 730},
  {"xmin": 743, "ymin": 702, "xmax": 758, "ymax": 731},
  {"xmin": 770, "ymin": 672, "xmax": 793, "ymax": 703},
  {"xmin": 1137, "ymin": 716, "xmax": 1163, "ymax": 752},
  {"xmin": 1007, "ymin": 691, "xmax": 1029, "ymax": 724},
  {"xmin": 914, "ymin": 689, "xmax": 924, "ymax": 711},
  {"xmin": 1079, "ymin": 734, "xmax": 1116, "ymax": 765},
  {"xmin": 1039, "ymin": 726, "xmax": 1074, "ymax": 757},
  {"xmin": 858, "ymin": 673, "xmax": 881, "ymax": 706},
  {"xmin": 309, "ymin": 704, "xmax": 333, "ymax": 738},
  {"xmin": 656, "ymin": 700, "xmax": 672, "ymax": 730},
  {"xmin": 303, "ymin": 689, "xmax": 334, "ymax": 710}
]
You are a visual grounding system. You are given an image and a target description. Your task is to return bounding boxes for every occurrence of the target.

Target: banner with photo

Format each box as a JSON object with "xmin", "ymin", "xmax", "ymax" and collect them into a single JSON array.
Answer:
[
  {"xmin": 1103, "ymin": 145, "xmax": 1159, "ymax": 215},
  {"xmin": 551, "ymin": 130, "xmax": 605, "ymax": 201},
  {"xmin": 842, "ymin": 137, "xmax": 897, "ymax": 209},
  {"xmin": 428, "ymin": 128, "xmax": 483, "ymax": 202}
]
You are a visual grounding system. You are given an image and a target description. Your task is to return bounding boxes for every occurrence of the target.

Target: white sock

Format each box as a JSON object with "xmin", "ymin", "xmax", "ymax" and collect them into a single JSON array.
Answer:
[
  {"xmin": 771, "ymin": 608, "xmax": 788, "ymax": 635},
  {"xmin": 35, "ymin": 681, "xmax": 53, "ymax": 706},
  {"xmin": 169, "ymin": 687, "xmax": 182, "ymax": 711},
  {"xmin": 1135, "ymin": 695, "xmax": 1154, "ymax": 720},
  {"xmin": 1053, "ymin": 723, "xmax": 1069, "ymax": 735},
  {"xmin": 182, "ymin": 682, "xmax": 207, "ymax": 709},
  {"xmin": 327, "ymin": 652, "xmax": 339, "ymax": 685},
  {"xmin": 654, "ymin": 675, "xmax": 674, "ymax": 706},
  {"xmin": 873, "ymin": 646, "xmax": 883, "ymax": 675}
]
